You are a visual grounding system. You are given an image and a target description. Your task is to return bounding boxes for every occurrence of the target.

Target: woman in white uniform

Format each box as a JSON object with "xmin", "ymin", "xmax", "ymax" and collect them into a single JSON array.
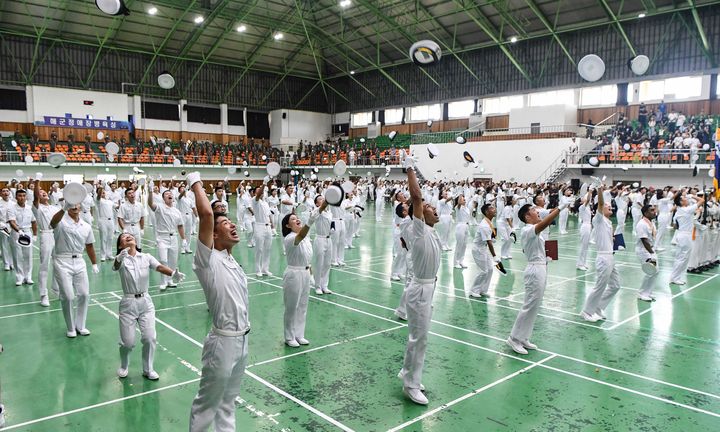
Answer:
[
  {"xmin": 113, "ymin": 233, "xmax": 184, "ymax": 379},
  {"xmin": 576, "ymin": 188, "xmax": 593, "ymax": 271},
  {"xmin": 453, "ymin": 194, "xmax": 471, "ymax": 269},
  {"xmin": 558, "ymin": 187, "xmax": 574, "ymax": 234},
  {"xmin": 96, "ymin": 187, "xmax": 119, "ymax": 261},
  {"xmin": 267, "ymin": 188, "xmax": 280, "ymax": 236},
  {"xmin": 281, "ymin": 198, "xmax": 327, "ymax": 347},
  {"xmin": 498, "ymin": 196, "xmax": 514, "ymax": 260},
  {"xmin": 436, "ymin": 191, "xmax": 453, "ymax": 251}
]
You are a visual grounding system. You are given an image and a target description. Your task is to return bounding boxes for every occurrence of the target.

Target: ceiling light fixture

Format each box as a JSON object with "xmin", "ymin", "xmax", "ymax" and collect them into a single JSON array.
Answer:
[
  {"xmin": 273, "ymin": 32, "xmax": 284, "ymax": 40},
  {"xmin": 638, "ymin": 13, "xmax": 646, "ymax": 18},
  {"xmin": 350, "ymin": 70, "xmax": 355, "ymax": 75},
  {"xmin": 510, "ymin": 36, "xmax": 518, "ymax": 43},
  {"xmin": 340, "ymin": 0, "xmax": 352, "ymax": 7},
  {"xmin": 148, "ymin": 6, "xmax": 157, "ymax": 15},
  {"xmin": 237, "ymin": 24, "xmax": 246, "ymax": 32},
  {"xmin": 194, "ymin": 15, "xmax": 204, "ymax": 24}
]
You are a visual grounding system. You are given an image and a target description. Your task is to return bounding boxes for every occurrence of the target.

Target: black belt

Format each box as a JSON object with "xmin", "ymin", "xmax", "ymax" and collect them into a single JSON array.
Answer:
[
  {"xmin": 107, "ymin": 218, "xmax": 112, "ymax": 221},
  {"xmin": 318, "ymin": 235, "xmax": 330, "ymax": 238},
  {"xmin": 134, "ymin": 293, "xmax": 144, "ymax": 298},
  {"xmin": 130, "ymin": 223, "xmax": 136, "ymax": 226}
]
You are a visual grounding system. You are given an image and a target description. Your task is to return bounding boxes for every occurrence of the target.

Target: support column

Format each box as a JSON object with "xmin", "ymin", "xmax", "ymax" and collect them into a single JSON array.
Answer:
[
  {"xmin": 179, "ymin": 99, "xmax": 188, "ymax": 141},
  {"xmin": 220, "ymin": 103, "xmax": 229, "ymax": 143}
]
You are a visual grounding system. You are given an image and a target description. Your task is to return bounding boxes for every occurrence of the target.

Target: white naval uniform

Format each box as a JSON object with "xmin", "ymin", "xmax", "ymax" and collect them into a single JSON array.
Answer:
[
  {"xmin": 636, "ymin": 218, "xmax": 658, "ymax": 298},
  {"xmin": 582, "ymin": 211, "xmax": 621, "ymax": 315},
  {"xmin": 152, "ymin": 203, "xmax": 183, "ymax": 287},
  {"xmin": 436, "ymin": 199, "xmax": 453, "ymax": 250},
  {"xmin": 79, "ymin": 194, "xmax": 94, "ymax": 226},
  {"xmin": 0, "ymin": 198, "xmax": 14, "ymax": 269},
  {"xmin": 391, "ymin": 214, "xmax": 409, "ymax": 279},
  {"xmin": 656, "ymin": 197, "xmax": 673, "ymax": 248},
  {"xmin": 498, "ymin": 205, "xmax": 513, "ymax": 258},
  {"xmin": 576, "ymin": 203, "xmax": 592, "ymax": 267},
  {"xmin": 399, "ymin": 217, "xmax": 441, "ymax": 391},
  {"xmin": 114, "ymin": 252, "xmax": 159, "ymax": 374},
  {"xmin": 283, "ymin": 232, "xmax": 313, "ymax": 343},
  {"xmin": 33, "ymin": 203, "xmax": 60, "ymax": 297},
  {"xmin": 375, "ymin": 186, "xmax": 386, "ymax": 221},
  {"xmin": 119, "ymin": 201, "xmax": 144, "ymax": 244},
  {"xmin": 8, "ymin": 204, "xmax": 36, "ymax": 284},
  {"xmin": 312, "ymin": 207, "xmax": 333, "ymax": 292},
  {"xmin": 96, "ymin": 197, "xmax": 116, "ymax": 260},
  {"xmin": 251, "ymin": 196, "xmax": 272, "ymax": 274},
  {"xmin": 178, "ymin": 194, "xmax": 196, "ymax": 246},
  {"xmin": 453, "ymin": 205, "xmax": 471, "ymax": 267},
  {"xmin": 669, "ymin": 204, "xmax": 697, "ymax": 284},
  {"xmin": 267, "ymin": 195, "xmax": 280, "ymax": 235},
  {"xmin": 509, "ymin": 224, "xmax": 547, "ymax": 344},
  {"xmin": 53, "ymin": 215, "xmax": 95, "ymax": 333},
  {"xmin": 614, "ymin": 194, "xmax": 629, "ymax": 236},
  {"xmin": 189, "ymin": 241, "xmax": 249, "ymax": 432},
  {"xmin": 329, "ymin": 204, "xmax": 346, "ymax": 265},
  {"xmin": 558, "ymin": 195, "xmax": 573, "ymax": 233},
  {"xmin": 470, "ymin": 218, "xmax": 496, "ymax": 296},
  {"xmin": 394, "ymin": 218, "xmax": 414, "ymax": 319}
]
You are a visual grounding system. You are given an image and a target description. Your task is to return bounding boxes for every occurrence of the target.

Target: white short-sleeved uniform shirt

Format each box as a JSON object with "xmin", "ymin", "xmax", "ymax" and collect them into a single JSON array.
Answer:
[
  {"xmin": 473, "ymin": 218, "xmax": 495, "ymax": 253},
  {"xmin": 521, "ymin": 224, "xmax": 546, "ymax": 263},
  {"xmin": 456, "ymin": 206, "xmax": 471, "ymax": 224},
  {"xmin": 119, "ymin": 201, "xmax": 143, "ymax": 224},
  {"xmin": 284, "ymin": 232, "xmax": 312, "ymax": 267},
  {"xmin": 578, "ymin": 204, "xmax": 592, "ymax": 225},
  {"xmin": 193, "ymin": 241, "xmax": 249, "ymax": 332},
  {"xmin": 592, "ymin": 212, "xmax": 614, "ymax": 253},
  {"xmin": 8, "ymin": 204, "xmax": 35, "ymax": 230},
  {"xmin": 674, "ymin": 204, "xmax": 697, "ymax": 233},
  {"xmin": 153, "ymin": 204, "xmax": 183, "ymax": 235},
  {"xmin": 80, "ymin": 194, "xmax": 94, "ymax": 213},
  {"xmin": 312, "ymin": 209, "xmax": 332, "ymax": 236},
  {"xmin": 96, "ymin": 198, "xmax": 115, "ymax": 221},
  {"xmin": 251, "ymin": 198, "xmax": 271, "ymax": 224},
  {"xmin": 177, "ymin": 194, "xmax": 195, "ymax": 215},
  {"xmin": 635, "ymin": 219, "xmax": 655, "ymax": 259},
  {"xmin": 115, "ymin": 252, "xmax": 160, "ymax": 295},
  {"xmin": 33, "ymin": 203, "xmax": 60, "ymax": 231},
  {"xmin": 408, "ymin": 217, "xmax": 441, "ymax": 280},
  {"xmin": 54, "ymin": 215, "xmax": 95, "ymax": 255}
]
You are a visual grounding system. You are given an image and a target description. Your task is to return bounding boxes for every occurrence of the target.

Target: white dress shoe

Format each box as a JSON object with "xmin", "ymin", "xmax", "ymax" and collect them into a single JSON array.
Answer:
[
  {"xmin": 315, "ymin": 288, "xmax": 323, "ymax": 295},
  {"xmin": 117, "ymin": 367, "xmax": 129, "ymax": 378},
  {"xmin": 40, "ymin": 295, "xmax": 50, "ymax": 307},
  {"xmin": 296, "ymin": 338, "xmax": 309, "ymax": 345},
  {"xmin": 322, "ymin": 288, "xmax": 333, "ymax": 294},
  {"xmin": 66, "ymin": 330, "xmax": 77, "ymax": 338},
  {"xmin": 403, "ymin": 387, "xmax": 428, "ymax": 405},
  {"xmin": 285, "ymin": 339, "xmax": 300, "ymax": 348},
  {"xmin": 143, "ymin": 370, "xmax": 160, "ymax": 380},
  {"xmin": 77, "ymin": 328, "xmax": 91, "ymax": 336},
  {"xmin": 581, "ymin": 311, "xmax": 600, "ymax": 322},
  {"xmin": 397, "ymin": 371, "xmax": 425, "ymax": 390},
  {"xmin": 506, "ymin": 337, "xmax": 528, "ymax": 355},
  {"xmin": 521, "ymin": 340, "xmax": 538, "ymax": 350}
]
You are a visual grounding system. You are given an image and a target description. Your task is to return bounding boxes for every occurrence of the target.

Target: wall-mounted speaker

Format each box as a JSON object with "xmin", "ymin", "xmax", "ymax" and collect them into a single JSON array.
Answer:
[
  {"xmin": 580, "ymin": 168, "xmax": 595, "ymax": 175},
  {"xmin": 282, "ymin": 112, "xmax": 287, "ymax": 119}
]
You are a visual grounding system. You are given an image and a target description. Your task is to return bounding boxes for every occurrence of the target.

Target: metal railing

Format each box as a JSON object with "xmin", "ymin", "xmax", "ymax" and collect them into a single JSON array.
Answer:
[
  {"xmin": 578, "ymin": 148, "xmax": 716, "ymax": 167},
  {"xmin": 411, "ymin": 123, "xmax": 582, "ymax": 145}
]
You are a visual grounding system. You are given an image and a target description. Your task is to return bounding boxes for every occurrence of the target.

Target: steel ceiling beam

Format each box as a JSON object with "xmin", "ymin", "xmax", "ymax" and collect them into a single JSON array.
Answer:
[
  {"xmin": 174, "ymin": 0, "xmax": 233, "ymax": 61},
  {"xmin": 293, "ymin": 0, "xmax": 328, "ymax": 103},
  {"xmin": 524, "ymin": 0, "xmax": 576, "ymax": 67},
  {"xmin": 678, "ymin": 4, "xmax": 716, "ymax": 67},
  {"xmin": 136, "ymin": 0, "xmax": 200, "ymax": 90},
  {"xmin": 687, "ymin": 0, "xmax": 713, "ymax": 62},
  {"xmin": 598, "ymin": 0, "xmax": 637, "ymax": 56},
  {"xmin": 452, "ymin": 0, "xmax": 532, "ymax": 83}
]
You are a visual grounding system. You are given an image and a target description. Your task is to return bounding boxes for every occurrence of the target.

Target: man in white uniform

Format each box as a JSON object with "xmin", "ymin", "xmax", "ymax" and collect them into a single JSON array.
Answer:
[
  {"xmin": 506, "ymin": 202, "xmax": 563, "ymax": 355},
  {"xmin": 96, "ymin": 187, "xmax": 118, "ymax": 261},
  {"xmin": 576, "ymin": 188, "xmax": 593, "ymax": 271},
  {"xmin": 470, "ymin": 203, "xmax": 500, "ymax": 297},
  {"xmin": 581, "ymin": 185, "xmax": 621, "ymax": 321},
  {"xmin": 636, "ymin": 204, "xmax": 659, "ymax": 301},
  {"xmin": 8, "ymin": 189, "xmax": 36, "ymax": 286},
  {"xmin": 33, "ymin": 186, "xmax": 60, "ymax": 306},
  {"xmin": 118, "ymin": 188, "xmax": 144, "ymax": 245},
  {"xmin": 311, "ymin": 195, "xmax": 333, "ymax": 295},
  {"xmin": 177, "ymin": 185, "xmax": 196, "ymax": 253},
  {"xmin": 79, "ymin": 188, "xmax": 95, "ymax": 226},
  {"xmin": 0, "ymin": 187, "xmax": 14, "ymax": 271},
  {"xmin": 252, "ymin": 184, "xmax": 273, "ymax": 277},
  {"xmin": 397, "ymin": 159, "xmax": 441, "ymax": 405},
  {"xmin": 50, "ymin": 201, "xmax": 99, "ymax": 337},
  {"xmin": 669, "ymin": 192, "xmax": 703, "ymax": 285},
  {"xmin": 148, "ymin": 179, "xmax": 187, "ymax": 290},
  {"xmin": 186, "ymin": 172, "xmax": 250, "ymax": 432}
]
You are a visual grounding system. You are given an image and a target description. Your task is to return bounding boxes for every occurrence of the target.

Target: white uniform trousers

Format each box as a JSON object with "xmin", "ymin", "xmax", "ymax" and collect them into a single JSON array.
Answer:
[
  {"xmin": 436, "ymin": 215, "xmax": 452, "ymax": 249},
  {"xmin": 509, "ymin": 263, "xmax": 547, "ymax": 343},
  {"xmin": 669, "ymin": 232, "xmax": 692, "ymax": 283},
  {"xmin": 331, "ymin": 220, "xmax": 345, "ymax": 264},
  {"xmin": 559, "ymin": 208, "xmax": 569, "ymax": 233},
  {"xmin": 454, "ymin": 223, "xmax": 469, "ymax": 266},
  {"xmin": 182, "ymin": 213, "xmax": 195, "ymax": 243},
  {"xmin": 637, "ymin": 252, "xmax": 659, "ymax": 298},
  {"xmin": 98, "ymin": 218, "xmax": 115, "ymax": 260},
  {"xmin": 576, "ymin": 223, "xmax": 592, "ymax": 267},
  {"xmin": 498, "ymin": 224, "xmax": 512, "ymax": 258},
  {"xmin": 391, "ymin": 240, "xmax": 407, "ymax": 278},
  {"xmin": 118, "ymin": 294, "xmax": 156, "ymax": 373},
  {"xmin": 283, "ymin": 266, "xmax": 311, "ymax": 342},
  {"xmin": 189, "ymin": 330, "xmax": 249, "ymax": 432},
  {"xmin": 656, "ymin": 213, "xmax": 671, "ymax": 247},
  {"xmin": 235, "ymin": 206, "xmax": 245, "ymax": 228},
  {"xmin": 270, "ymin": 210, "xmax": 280, "ymax": 235},
  {"xmin": 0, "ymin": 232, "xmax": 12, "ymax": 269},
  {"xmin": 631, "ymin": 207, "xmax": 642, "ymax": 236},
  {"xmin": 394, "ymin": 251, "xmax": 414, "ymax": 319},
  {"xmin": 244, "ymin": 215, "xmax": 255, "ymax": 245},
  {"xmin": 400, "ymin": 277, "xmax": 436, "ymax": 390},
  {"xmin": 312, "ymin": 236, "xmax": 332, "ymax": 290},
  {"xmin": 688, "ymin": 229, "xmax": 703, "ymax": 270},
  {"xmin": 253, "ymin": 224, "xmax": 272, "ymax": 273},
  {"xmin": 11, "ymin": 231, "xmax": 33, "ymax": 284},
  {"xmin": 375, "ymin": 200, "xmax": 385, "ymax": 222},
  {"xmin": 614, "ymin": 209, "xmax": 627, "ymax": 235},
  {"xmin": 147, "ymin": 208, "xmax": 156, "ymax": 227},
  {"xmin": 470, "ymin": 248, "xmax": 493, "ymax": 296},
  {"xmin": 54, "ymin": 255, "xmax": 90, "ymax": 332},
  {"xmin": 38, "ymin": 231, "xmax": 55, "ymax": 297},
  {"xmin": 156, "ymin": 233, "xmax": 179, "ymax": 285},
  {"xmin": 582, "ymin": 254, "xmax": 621, "ymax": 315},
  {"xmin": 344, "ymin": 217, "xmax": 355, "ymax": 247},
  {"xmin": 123, "ymin": 223, "xmax": 142, "ymax": 246},
  {"xmin": 80, "ymin": 210, "xmax": 93, "ymax": 226}
]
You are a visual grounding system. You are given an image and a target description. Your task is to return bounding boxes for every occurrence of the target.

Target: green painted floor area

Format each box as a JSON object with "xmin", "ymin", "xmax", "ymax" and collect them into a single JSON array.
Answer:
[{"xmin": 1, "ymin": 202, "xmax": 719, "ymax": 431}]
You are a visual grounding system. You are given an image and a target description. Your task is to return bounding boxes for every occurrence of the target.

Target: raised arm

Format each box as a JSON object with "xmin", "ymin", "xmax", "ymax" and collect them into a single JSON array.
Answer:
[
  {"xmin": 407, "ymin": 167, "xmax": 423, "ymax": 219},
  {"xmin": 147, "ymin": 179, "xmax": 157, "ymax": 211},
  {"xmin": 187, "ymin": 172, "xmax": 213, "ymax": 248},
  {"xmin": 295, "ymin": 200, "xmax": 328, "ymax": 245}
]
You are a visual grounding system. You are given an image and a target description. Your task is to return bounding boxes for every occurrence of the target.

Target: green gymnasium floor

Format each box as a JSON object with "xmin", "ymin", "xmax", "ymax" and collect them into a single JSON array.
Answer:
[{"xmin": 1, "ymin": 201, "xmax": 719, "ymax": 431}]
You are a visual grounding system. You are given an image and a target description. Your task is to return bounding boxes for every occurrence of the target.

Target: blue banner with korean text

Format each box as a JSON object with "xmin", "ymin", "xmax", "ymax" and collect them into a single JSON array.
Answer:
[{"xmin": 40, "ymin": 116, "xmax": 130, "ymax": 130}]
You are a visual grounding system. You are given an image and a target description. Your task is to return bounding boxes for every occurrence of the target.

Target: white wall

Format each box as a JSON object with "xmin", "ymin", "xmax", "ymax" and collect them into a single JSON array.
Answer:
[
  {"xmin": 269, "ymin": 109, "xmax": 331, "ymax": 146},
  {"xmin": 333, "ymin": 111, "xmax": 350, "ymax": 124},
  {"xmin": 32, "ymin": 86, "xmax": 128, "ymax": 122},
  {"xmin": 0, "ymin": 110, "xmax": 28, "ymax": 123},
  {"xmin": 411, "ymin": 138, "xmax": 586, "ymax": 183},
  {"xmin": 508, "ymin": 104, "xmax": 577, "ymax": 132}
]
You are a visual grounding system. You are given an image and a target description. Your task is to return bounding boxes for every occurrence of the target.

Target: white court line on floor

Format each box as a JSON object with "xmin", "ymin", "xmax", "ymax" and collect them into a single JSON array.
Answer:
[
  {"xmin": 0, "ymin": 377, "xmax": 202, "ymax": 431},
  {"xmin": 306, "ymin": 286, "xmax": 720, "ymax": 421},
  {"xmin": 280, "ymin": 270, "xmax": 720, "ymax": 406},
  {"xmin": 387, "ymin": 354, "xmax": 559, "ymax": 432},
  {"xmin": 605, "ymin": 274, "xmax": 720, "ymax": 330}
]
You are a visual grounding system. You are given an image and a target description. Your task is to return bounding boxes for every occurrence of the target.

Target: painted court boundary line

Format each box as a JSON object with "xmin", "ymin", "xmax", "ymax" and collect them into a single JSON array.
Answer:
[
  {"xmin": 386, "ymin": 354, "xmax": 559, "ymax": 432},
  {"xmin": 249, "ymin": 274, "xmax": 720, "ymax": 410}
]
